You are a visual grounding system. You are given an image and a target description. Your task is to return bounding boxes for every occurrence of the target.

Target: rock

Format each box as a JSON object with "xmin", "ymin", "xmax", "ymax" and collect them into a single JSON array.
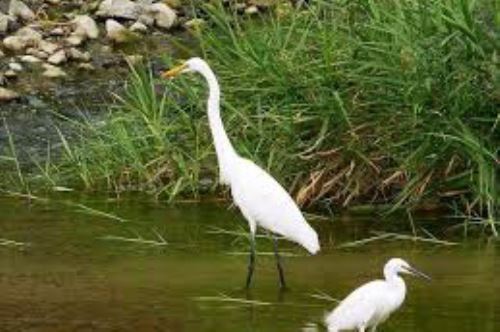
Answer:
[
  {"xmin": 137, "ymin": 13, "xmax": 154, "ymax": 26},
  {"xmin": 77, "ymin": 63, "xmax": 95, "ymax": 71},
  {"xmin": 0, "ymin": 49, "xmax": 4, "ymax": 58},
  {"xmin": 4, "ymin": 69, "xmax": 17, "ymax": 78},
  {"xmin": 47, "ymin": 49, "xmax": 66, "ymax": 64},
  {"xmin": 26, "ymin": 47, "xmax": 48, "ymax": 59},
  {"xmin": 68, "ymin": 47, "xmax": 91, "ymax": 62},
  {"xmin": 149, "ymin": 3, "xmax": 176, "ymax": 29},
  {"xmin": 97, "ymin": 0, "xmax": 141, "ymax": 20},
  {"xmin": 3, "ymin": 26, "xmax": 41, "ymax": 51},
  {"xmin": 8, "ymin": 62, "xmax": 23, "ymax": 71},
  {"xmin": 72, "ymin": 15, "xmax": 99, "ymax": 39},
  {"xmin": 66, "ymin": 33, "xmax": 84, "ymax": 46},
  {"xmin": 129, "ymin": 21, "xmax": 147, "ymax": 33},
  {"xmin": 38, "ymin": 40, "xmax": 59, "ymax": 55},
  {"xmin": 46, "ymin": 0, "xmax": 61, "ymax": 4},
  {"xmin": 245, "ymin": 5, "xmax": 259, "ymax": 15},
  {"xmin": 42, "ymin": 63, "xmax": 66, "ymax": 78},
  {"xmin": 0, "ymin": 87, "xmax": 20, "ymax": 101},
  {"xmin": 49, "ymin": 27, "xmax": 65, "ymax": 36},
  {"xmin": 0, "ymin": 11, "xmax": 12, "ymax": 34},
  {"xmin": 8, "ymin": 0, "xmax": 35, "ymax": 22},
  {"xmin": 106, "ymin": 19, "xmax": 134, "ymax": 43},
  {"xmin": 19, "ymin": 54, "xmax": 41, "ymax": 63}
]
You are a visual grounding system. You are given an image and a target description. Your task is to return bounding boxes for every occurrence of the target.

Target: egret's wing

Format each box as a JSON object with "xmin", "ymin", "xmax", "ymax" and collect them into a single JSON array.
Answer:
[
  {"xmin": 325, "ymin": 281, "xmax": 384, "ymax": 330},
  {"xmin": 230, "ymin": 158, "xmax": 319, "ymax": 253}
]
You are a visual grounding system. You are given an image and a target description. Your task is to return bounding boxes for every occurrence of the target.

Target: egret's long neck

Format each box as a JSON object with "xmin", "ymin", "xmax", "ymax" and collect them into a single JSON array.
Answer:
[{"xmin": 199, "ymin": 65, "xmax": 237, "ymax": 184}]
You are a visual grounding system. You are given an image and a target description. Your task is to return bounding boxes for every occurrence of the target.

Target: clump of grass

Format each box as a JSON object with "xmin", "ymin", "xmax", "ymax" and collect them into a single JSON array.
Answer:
[{"xmin": 2, "ymin": 0, "xmax": 497, "ymax": 232}]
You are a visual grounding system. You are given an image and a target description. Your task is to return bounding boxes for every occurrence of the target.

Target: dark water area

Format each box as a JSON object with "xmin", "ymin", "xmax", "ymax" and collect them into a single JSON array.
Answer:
[{"xmin": 0, "ymin": 197, "xmax": 498, "ymax": 331}]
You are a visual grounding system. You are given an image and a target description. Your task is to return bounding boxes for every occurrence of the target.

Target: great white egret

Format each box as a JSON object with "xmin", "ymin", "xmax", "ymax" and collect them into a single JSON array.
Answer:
[
  {"xmin": 162, "ymin": 57, "xmax": 320, "ymax": 289},
  {"xmin": 325, "ymin": 258, "xmax": 430, "ymax": 332}
]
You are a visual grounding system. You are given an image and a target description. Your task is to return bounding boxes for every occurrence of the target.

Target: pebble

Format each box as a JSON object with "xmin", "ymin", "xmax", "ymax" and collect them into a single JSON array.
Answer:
[
  {"xmin": 26, "ymin": 47, "xmax": 48, "ymax": 59},
  {"xmin": 0, "ymin": 87, "xmax": 20, "ymax": 102},
  {"xmin": 8, "ymin": 0, "xmax": 35, "ymax": 22},
  {"xmin": 245, "ymin": 5, "xmax": 259, "ymax": 15},
  {"xmin": 72, "ymin": 15, "xmax": 99, "ymax": 39},
  {"xmin": 66, "ymin": 33, "xmax": 84, "ymax": 46},
  {"xmin": 4, "ymin": 70, "xmax": 18, "ymax": 78},
  {"xmin": 47, "ymin": 49, "xmax": 67, "ymax": 65},
  {"xmin": 106, "ymin": 19, "xmax": 133, "ymax": 43},
  {"xmin": 149, "ymin": 3, "xmax": 177, "ymax": 29},
  {"xmin": 8, "ymin": 62, "xmax": 23, "ymax": 72},
  {"xmin": 130, "ymin": 21, "xmax": 148, "ymax": 33},
  {"xmin": 20, "ymin": 55, "xmax": 42, "ymax": 63},
  {"xmin": 77, "ymin": 63, "xmax": 95, "ymax": 71},
  {"xmin": 42, "ymin": 64, "xmax": 67, "ymax": 78},
  {"xmin": 49, "ymin": 27, "xmax": 65, "ymax": 36},
  {"xmin": 38, "ymin": 40, "xmax": 59, "ymax": 55},
  {"xmin": 68, "ymin": 48, "xmax": 91, "ymax": 62}
]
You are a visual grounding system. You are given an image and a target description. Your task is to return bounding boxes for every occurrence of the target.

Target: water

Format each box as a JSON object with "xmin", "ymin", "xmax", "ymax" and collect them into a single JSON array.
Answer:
[{"xmin": 0, "ymin": 197, "xmax": 498, "ymax": 331}]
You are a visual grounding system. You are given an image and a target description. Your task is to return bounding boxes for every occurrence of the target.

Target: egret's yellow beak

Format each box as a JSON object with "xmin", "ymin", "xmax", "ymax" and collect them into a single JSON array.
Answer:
[{"xmin": 161, "ymin": 63, "xmax": 188, "ymax": 79}]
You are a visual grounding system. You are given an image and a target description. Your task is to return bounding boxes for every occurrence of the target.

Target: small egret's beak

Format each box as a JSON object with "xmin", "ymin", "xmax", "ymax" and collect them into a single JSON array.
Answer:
[
  {"xmin": 161, "ymin": 63, "xmax": 188, "ymax": 79},
  {"xmin": 406, "ymin": 266, "xmax": 431, "ymax": 281}
]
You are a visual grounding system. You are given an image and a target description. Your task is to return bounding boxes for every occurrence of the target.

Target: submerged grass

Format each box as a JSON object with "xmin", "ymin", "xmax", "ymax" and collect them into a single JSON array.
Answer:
[{"xmin": 1, "ymin": 0, "xmax": 498, "ymax": 232}]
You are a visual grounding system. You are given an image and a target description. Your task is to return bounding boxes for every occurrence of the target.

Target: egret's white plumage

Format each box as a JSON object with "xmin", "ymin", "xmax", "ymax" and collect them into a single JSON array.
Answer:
[
  {"xmin": 162, "ymin": 58, "xmax": 320, "ymax": 287},
  {"xmin": 325, "ymin": 258, "xmax": 430, "ymax": 332}
]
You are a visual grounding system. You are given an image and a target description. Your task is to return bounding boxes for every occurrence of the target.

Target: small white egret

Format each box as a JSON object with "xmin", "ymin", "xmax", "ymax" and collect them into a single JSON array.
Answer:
[
  {"xmin": 325, "ymin": 258, "xmax": 430, "ymax": 332},
  {"xmin": 162, "ymin": 58, "xmax": 320, "ymax": 289}
]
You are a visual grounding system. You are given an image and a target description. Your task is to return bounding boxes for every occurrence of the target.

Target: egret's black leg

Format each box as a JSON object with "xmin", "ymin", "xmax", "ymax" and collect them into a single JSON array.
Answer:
[
  {"xmin": 273, "ymin": 235, "xmax": 287, "ymax": 289},
  {"xmin": 245, "ymin": 235, "xmax": 256, "ymax": 289}
]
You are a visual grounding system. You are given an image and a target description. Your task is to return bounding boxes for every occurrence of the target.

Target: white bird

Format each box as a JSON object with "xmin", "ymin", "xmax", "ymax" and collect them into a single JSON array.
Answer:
[
  {"xmin": 325, "ymin": 258, "xmax": 430, "ymax": 332},
  {"xmin": 162, "ymin": 57, "xmax": 320, "ymax": 288}
]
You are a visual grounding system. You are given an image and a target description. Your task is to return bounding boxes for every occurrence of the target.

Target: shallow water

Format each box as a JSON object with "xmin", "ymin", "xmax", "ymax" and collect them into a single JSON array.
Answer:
[{"xmin": 0, "ymin": 197, "xmax": 498, "ymax": 331}]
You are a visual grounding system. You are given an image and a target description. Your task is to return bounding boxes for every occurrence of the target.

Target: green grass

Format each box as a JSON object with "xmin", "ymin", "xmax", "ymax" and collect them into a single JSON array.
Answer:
[{"xmin": 1, "ymin": 0, "xmax": 498, "ymax": 232}]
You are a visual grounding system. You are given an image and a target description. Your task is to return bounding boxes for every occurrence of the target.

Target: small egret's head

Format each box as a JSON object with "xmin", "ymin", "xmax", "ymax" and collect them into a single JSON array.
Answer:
[
  {"xmin": 385, "ymin": 258, "xmax": 431, "ymax": 280},
  {"xmin": 161, "ymin": 57, "xmax": 207, "ymax": 79}
]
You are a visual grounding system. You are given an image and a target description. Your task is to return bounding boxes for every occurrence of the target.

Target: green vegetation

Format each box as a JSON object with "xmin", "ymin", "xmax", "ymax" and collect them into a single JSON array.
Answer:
[{"xmin": 1, "ymin": 0, "xmax": 498, "ymax": 232}]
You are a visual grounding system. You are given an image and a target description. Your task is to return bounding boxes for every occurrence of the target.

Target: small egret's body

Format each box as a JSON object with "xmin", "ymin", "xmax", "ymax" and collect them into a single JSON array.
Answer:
[
  {"xmin": 163, "ymin": 58, "xmax": 320, "ymax": 288},
  {"xmin": 325, "ymin": 258, "xmax": 430, "ymax": 332}
]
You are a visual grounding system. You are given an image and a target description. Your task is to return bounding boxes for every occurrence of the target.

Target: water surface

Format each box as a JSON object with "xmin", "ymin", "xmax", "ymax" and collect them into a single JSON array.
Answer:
[{"xmin": 0, "ymin": 197, "xmax": 498, "ymax": 331}]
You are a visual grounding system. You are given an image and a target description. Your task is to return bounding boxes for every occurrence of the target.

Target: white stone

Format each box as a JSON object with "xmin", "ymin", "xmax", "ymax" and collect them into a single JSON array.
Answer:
[
  {"xmin": 20, "ymin": 55, "xmax": 41, "ymax": 63},
  {"xmin": 245, "ymin": 5, "xmax": 259, "ymax": 15},
  {"xmin": 137, "ymin": 13, "xmax": 154, "ymax": 26},
  {"xmin": 26, "ymin": 47, "xmax": 48, "ymax": 59},
  {"xmin": 68, "ymin": 47, "xmax": 91, "ymax": 62},
  {"xmin": 4, "ymin": 70, "xmax": 17, "ymax": 78},
  {"xmin": 105, "ymin": 19, "xmax": 131, "ymax": 43},
  {"xmin": 0, "ymin": 11, "xmax": 12, "ymax": 33},
  {"xmin": 148, "ymin": 3, "xmax": 176, "ymax": 29},
  {"xmin": 66, "ymin": 33, "xmax": 84, "ymax": 46},
  {"xmin": 38, "ymin": 40, "xmax": 59, "ymax": 55},
  {"xmin": 8, "ymin": 0, "xmax": 35, "ymax": 21},
  {"xmin": 3, "ymin": 26, "xmax": 42, "ymax": 51},
  {"xmin": 130, "ymin": 21, "xmax": 147, "ymax": 33},
  {"xmin": 96, "ymin": 0, "xmax": 141, "ymax": 20},
  {"xmin": 0, "ymin": 87, "xmax": 20, "ymax": 101},
  {"xmin": 72, "ymin": 15, "xmax": 99, "ymax": 39},
  {"xmin": 49, "ymin": 27, "xmax": 65, "ymax": 36},
  {"xmin": 77, "ymin": 63, "xmax": 95, "ymax": 71},
  {"xmin": 47, "ymin": 49, "xmax": 66, "ymax": 64},
  {"xmin": 8, "ymin": 62, "xmax": 23, "ymax": 71},
  {"xmin": 42, "ymin": 63, "xmax": 66, "ymax": 78}
]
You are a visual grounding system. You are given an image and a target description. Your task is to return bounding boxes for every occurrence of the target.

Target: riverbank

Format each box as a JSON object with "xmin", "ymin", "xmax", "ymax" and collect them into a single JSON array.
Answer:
[{"xmin": 1, "ymin": 1, "xmax": 498, "ymax": 233}]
